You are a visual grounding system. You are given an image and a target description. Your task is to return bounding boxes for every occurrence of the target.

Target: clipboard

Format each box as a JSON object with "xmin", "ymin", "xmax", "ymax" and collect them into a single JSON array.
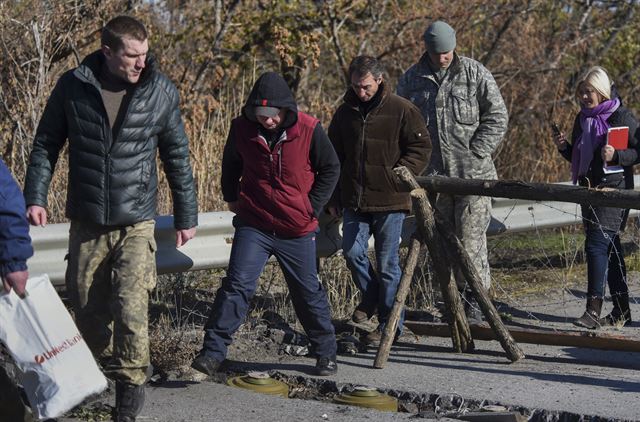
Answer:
[{"xmin": 607, "ymin": 126, "xmax": 629, "ymax": 150}]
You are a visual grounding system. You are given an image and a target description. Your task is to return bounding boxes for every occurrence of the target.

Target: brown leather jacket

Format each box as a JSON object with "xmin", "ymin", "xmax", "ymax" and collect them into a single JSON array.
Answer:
[{"xmin": 328, "ymin": 82, "xmax": 431, "ymax": 212}]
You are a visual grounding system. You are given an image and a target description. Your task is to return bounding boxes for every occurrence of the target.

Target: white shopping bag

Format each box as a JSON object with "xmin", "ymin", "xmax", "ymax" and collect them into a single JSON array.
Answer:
[{"xmin": 0, "ymin": 274, "xmax": 107, "ymax": 419}]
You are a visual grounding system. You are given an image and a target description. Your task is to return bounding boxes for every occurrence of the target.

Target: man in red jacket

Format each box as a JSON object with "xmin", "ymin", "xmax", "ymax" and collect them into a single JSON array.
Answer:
[{"xmin": 191, "ymin": 72, "xmax": 341, "ymax": 376}]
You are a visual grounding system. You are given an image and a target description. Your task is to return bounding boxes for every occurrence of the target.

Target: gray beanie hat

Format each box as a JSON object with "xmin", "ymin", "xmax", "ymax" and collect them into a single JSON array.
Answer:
[{"xmin": 423, "ymin": 20, "xmax": 456, "ymax": 53}]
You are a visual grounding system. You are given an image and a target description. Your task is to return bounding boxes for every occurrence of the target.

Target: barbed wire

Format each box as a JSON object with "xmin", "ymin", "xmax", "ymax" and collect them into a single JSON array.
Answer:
[{"xmin": 455, "ymin": 197, "xmax": 640, "ymax": 331}]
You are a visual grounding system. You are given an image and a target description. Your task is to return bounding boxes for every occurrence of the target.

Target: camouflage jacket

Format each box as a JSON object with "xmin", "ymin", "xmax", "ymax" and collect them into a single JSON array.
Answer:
[{"xmin": 397, "ymin": 53, "xmax": 508, "ymax": 179}]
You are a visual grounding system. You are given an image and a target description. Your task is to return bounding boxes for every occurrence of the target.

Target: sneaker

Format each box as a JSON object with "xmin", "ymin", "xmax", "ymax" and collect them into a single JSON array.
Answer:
[
  {"xmin": 351, "ymin": 309, "xmax": 370, "ymax": 324},
  {"xmin": 115, "ymin": 382, "xmax": 145, "ymax": 422},
  {"xmin": 191, "ymin": 355, "xmax": 222, "ymax": 376},
  {"xmin": 364, "ymin": 326, "xmax": 402, "ymax": 347},
  {"xmin": 351, "ymin": 303, "xmax": 376, "ymax": 324},
  {"xmin": 364, "ymin": 328, "xmax": 382, "ymax": 347},
  {"xmin": 315, "ymin": 356, "xmax": 338, "ymax": 376}
]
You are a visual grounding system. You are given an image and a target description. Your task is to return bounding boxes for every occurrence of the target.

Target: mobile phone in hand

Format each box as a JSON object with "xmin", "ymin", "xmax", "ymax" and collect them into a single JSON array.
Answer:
[{"xmin": 551, "ymin": 122, "xmax": 561, "ymax": 137}]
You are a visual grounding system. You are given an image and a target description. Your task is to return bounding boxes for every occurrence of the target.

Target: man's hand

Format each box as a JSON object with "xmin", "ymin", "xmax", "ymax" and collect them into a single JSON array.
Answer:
[
  {"xmin": 2, "ymin": 270, "xmax": 28, "ymax": 298},
  {"xmin": 227, "ymin": 201, "xmax": 238, "ymax": 214},
  {"xmin": 176, "ymin": 227, "xmax": 197, "ymax": 248},
  {"xmin": 27, "ymin": 205, "xmax": 48, "ymax": 227},
  {"xmin": 602, "ymin": 144, "xmax": 615, "ymax": 163},
  {"xmin": 327, "ymin": 206, "xmax": 342, "ymax": 218}
]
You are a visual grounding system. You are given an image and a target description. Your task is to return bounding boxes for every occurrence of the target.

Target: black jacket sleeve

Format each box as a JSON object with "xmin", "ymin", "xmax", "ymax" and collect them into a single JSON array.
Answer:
[
  {"xmin": 326, "ymin": 111, "xmax": 344, "ymax": 209},
  {"xmin": 158, "ymin": 83, "xmax": 198, "ymax": 229},
  {"xmin": 24, "ymin": 75, "xmax": 69, "ymax": 207},
  {"xmin": 309, "ymin": 123, "xmax": 340, "ymax": 216},
  {"xmin": 221, "ymin": 121, "xmax": 243, "ymax": 203}
]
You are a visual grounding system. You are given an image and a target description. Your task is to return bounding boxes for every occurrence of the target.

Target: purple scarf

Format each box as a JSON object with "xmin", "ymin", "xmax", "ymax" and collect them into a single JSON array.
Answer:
[{"xmin": 571, "ymin": 97, "xmax": 620, "ymax": 184}]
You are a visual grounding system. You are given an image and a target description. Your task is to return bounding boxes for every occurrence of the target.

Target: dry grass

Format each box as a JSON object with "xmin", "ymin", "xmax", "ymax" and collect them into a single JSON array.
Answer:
[
  {"xmin": 318, "ymin": 256, "xmax": 360, "ymax": 319},
  {"xmin": 148, "ymin": 314, "xmax": 202, "ymax": 375},
  {"xmin": 147, "ymin": 249, "xmax": 437, "ymax": 371},
  {"xmin": 146, "ymin": 224, "xmax": 640, "ymax": 373}
]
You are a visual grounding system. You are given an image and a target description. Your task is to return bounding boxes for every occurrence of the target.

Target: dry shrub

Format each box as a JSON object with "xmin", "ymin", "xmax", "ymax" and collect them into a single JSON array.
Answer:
[
  {"xmin": 5, "ymin": 1, "xmax": 640, "ymax": 217},
  {"xmin": 251, "ymin": 249, "xmax": 437, "ymax": 323},
  {"xmin": 403, "ymin": 247, "xmax": 437, "ymax": 311},
  {"xmin": 319, "ymin": 256, "xmax": 360, "ymax": 319},
  {"xmin": 148, "ymin": 271, "xmax": 223, "ymax": 373},
  {"xmin": 149, "ymin": 313, "xmax": 201, "ymax": 374}
]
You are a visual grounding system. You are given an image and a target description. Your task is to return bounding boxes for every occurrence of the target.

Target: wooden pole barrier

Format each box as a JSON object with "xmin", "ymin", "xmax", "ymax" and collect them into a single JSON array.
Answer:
[
  {"xmin": 396, "ymin": 167, "xmax": 525, "ymax": 361},
  {"xmin": 373, "ymin": 235, "xmax": 421, "ymax": 368},
  {"xmin": 404, "ymin": 321, "xmax": 640, "ymax": 353},
  {"xmin": 433, "ymin": 211, "xmax": 525, "ymax": 362},
  {"xmin": 394, "ymin": 167, "xmax": 474, "ymax": 353},
  {"xmin": 416, "ymin": 175, "xmax": 640, "ymax": 209}
]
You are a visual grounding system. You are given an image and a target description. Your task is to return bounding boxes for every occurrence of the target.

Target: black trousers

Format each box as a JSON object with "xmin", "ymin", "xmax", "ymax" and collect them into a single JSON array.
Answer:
[{"xmin": 0, "ymin": 364, "xmax": 33, "ymax": 422}]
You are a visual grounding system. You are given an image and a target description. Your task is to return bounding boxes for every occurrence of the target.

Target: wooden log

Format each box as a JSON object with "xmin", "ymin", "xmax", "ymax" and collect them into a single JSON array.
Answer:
[
  {"xmin": 404, "ymin": 321, "xmax": 640, "ymax": 353},
  {"xmin": 416, "ymin": 175, "xmax": 640, "ymax": 209},
  {"xmin": 397, "ymin": 166, "xmax": 524, "ymax": 361},
  {"xmin": 373, "ymin": 235, "xmax": 422, "ymax": 369},
  {"xmin": 434, "ymin": 216, "xmax": 525, "ymax": 362},
  {"xmin": 394, "ymin": 167, "xmax": 474, "ymax": 353}
]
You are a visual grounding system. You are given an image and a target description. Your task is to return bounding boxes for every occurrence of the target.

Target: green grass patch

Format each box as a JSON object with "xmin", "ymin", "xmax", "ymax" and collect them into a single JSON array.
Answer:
[
  {"xmin": 625, "ymin": 251, "xmax": 640, "ymax": 272},
  {"xmin": 492, "ymin": 266, "xmax": 583, "ymax": 300},
  {"xmin": 489, "ymin": 227, "xmax": 584, "ymax": 258},
  {"xmin": 488, "ymin": 228, "xmax": 587, "ymax": 300}
]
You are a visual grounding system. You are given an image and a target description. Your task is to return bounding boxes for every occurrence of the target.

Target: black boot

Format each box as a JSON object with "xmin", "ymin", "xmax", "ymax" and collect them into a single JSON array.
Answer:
[
  {"xmin": 601, "ymin": 293, "xmax": 632, "ymax": 327},
  {"xmin": 573, "ymin": 297, "xmax": 603, "ymax": 329},
  {"xmin": 114, "ymin": 381, "xmax": 145, "ymax": 422}
]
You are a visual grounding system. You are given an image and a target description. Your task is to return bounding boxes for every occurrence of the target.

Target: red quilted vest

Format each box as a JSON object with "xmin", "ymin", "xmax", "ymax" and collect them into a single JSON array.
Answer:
[{"xmin": 234, "ymin": 112, "xmax": 318, "ymax": 237}]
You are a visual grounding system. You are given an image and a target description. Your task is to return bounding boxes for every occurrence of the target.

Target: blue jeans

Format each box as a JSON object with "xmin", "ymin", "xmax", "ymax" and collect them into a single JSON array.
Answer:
[
  {"xmin": 342, "ymin": 209, "xmax": 405, "ymax": 332},
  {"xmin": 585, "ymin": 228, "xmax": 627, "ymax": 300},
  {"xmin": 200, "ymin": 220, "xmax": 337, "ymax": 362}
]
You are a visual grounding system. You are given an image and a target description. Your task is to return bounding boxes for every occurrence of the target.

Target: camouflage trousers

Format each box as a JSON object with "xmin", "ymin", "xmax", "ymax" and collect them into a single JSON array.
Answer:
[
  {"xmin": 65, "ymin": 219, "xmax": 157, "ymax": 386},
  {"xmin": 436, "ymin": 194, "xmax": 492, "ymax": 291}
]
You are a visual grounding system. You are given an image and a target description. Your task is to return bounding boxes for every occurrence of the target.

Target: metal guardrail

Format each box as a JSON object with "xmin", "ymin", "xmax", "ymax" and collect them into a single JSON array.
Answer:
[
  {"xmin": 30, "ymin": 213, "xmax": 237, "ymax": 287},
  {"xmin": 31, "ymin": 178, "xmax": 640, "ymax": 287},
  {"xmin": 488, "ymin": 176, "xmax": 640, "ymax": 234}
]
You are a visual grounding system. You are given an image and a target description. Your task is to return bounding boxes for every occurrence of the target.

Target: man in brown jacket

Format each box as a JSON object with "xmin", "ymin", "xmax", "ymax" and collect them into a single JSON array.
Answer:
[{"xmin": 327, "ymin": 55, "xmax": 431, "ymax": 345}]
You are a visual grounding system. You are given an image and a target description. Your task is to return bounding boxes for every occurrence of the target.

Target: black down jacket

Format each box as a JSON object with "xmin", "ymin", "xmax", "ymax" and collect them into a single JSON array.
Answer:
[{"xmin": 24, "ymin": 51, "xmax": 198, "ymax": 229}]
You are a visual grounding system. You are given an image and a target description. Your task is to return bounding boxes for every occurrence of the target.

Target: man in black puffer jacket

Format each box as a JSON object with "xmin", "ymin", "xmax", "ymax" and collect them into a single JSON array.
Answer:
[{"xmin": 24, "ymin": 16, "xmax": 197, "ymax": 422}]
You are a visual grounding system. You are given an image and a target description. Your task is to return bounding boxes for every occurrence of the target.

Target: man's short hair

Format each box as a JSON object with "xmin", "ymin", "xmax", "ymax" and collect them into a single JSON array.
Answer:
[
  {"xmin": 102, "ymin": 15, "xmax": 148, "ymax": 52},
  {"xmin": 348, "ymin": 56, "xmax": 385, "ymax": 80}
]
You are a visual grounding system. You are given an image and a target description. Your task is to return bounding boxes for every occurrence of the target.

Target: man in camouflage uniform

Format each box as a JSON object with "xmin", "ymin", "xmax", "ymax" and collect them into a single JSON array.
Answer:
[
  {"xmin": 24, "ymin": 16, "xmax": 197, "ymax": 421},
  {"xmin": 397, "ymin": 20, "xmax": 508, "ymax": 320}
]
